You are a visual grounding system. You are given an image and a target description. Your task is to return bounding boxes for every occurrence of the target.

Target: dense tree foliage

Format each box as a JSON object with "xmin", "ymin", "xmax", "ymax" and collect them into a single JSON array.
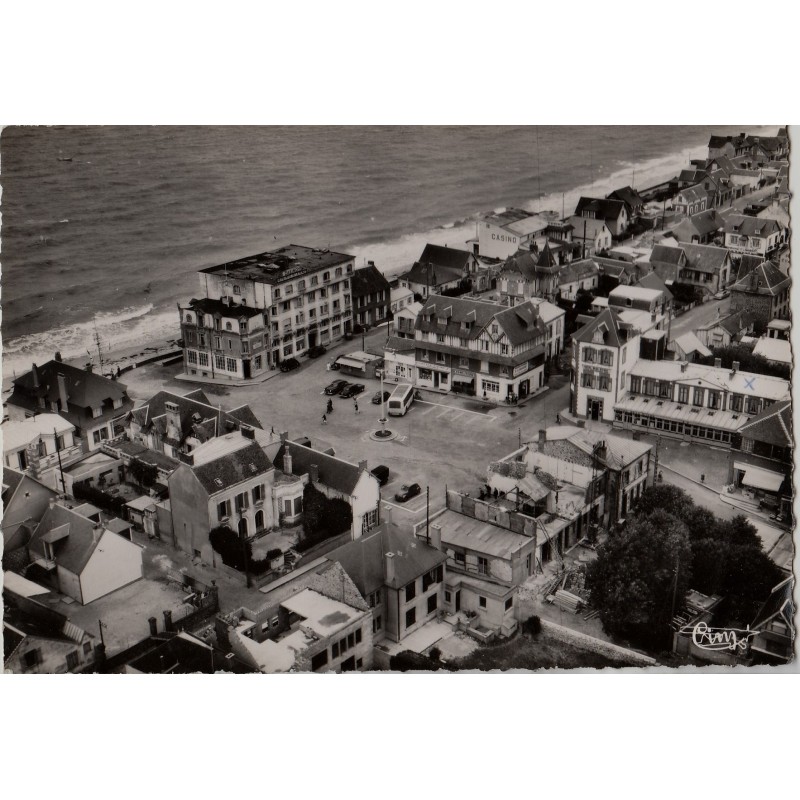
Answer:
[
  {"xmin": 127, "ymin": 458, "xmax": 158, "ymax": 490},
  {"xmin": 299, "ymin": 483, "xmax": 353, "ymax": 551},
  {"xmin": 699, "ymin": 344, "xmax": 790, "ymax": 381},
  {"xmin": 587, "ymin": 485, "xmax": 784, "ymax": 649}
]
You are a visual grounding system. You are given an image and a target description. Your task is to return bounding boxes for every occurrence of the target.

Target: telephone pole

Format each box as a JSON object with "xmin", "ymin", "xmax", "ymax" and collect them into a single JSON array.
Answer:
[{"xmin": 653, "ymin": 434, "xmax": 661, "ymax": 486}]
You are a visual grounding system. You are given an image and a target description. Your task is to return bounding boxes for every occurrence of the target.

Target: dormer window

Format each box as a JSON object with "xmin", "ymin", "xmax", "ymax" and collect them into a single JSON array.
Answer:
[
  {"xmin": 226, "ymin": 322, "xmax": 233, "ymax": 331},
  {"xmin": 491, "ymin": 324, "xmax": 499, "ymax": 335},
  {"xmin": 233, "ymin": 284, "xmax": 241, "ymax": 295},
  {"xmin": 92, "ymin": 406, "xmax": 103, "ymax": 419}
]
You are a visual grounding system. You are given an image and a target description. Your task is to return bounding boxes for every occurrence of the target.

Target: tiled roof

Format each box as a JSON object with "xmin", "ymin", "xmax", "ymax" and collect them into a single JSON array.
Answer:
[
  {"xmin": 636, "ymin": 271, "xmax": 674, "ymax": 302},
  {"xmin": 351, "ymin": 264, "xmax": 391, "ymax": 297},
  {"xmin": 419, "ymin": 243, "xmax": 473, "ymax": 271},
  {"xmin": 673, "ymin": 209, "xmax": 724, "ymax": 239},
  {"xmin": 494, "ymin": 303, "xmax": 547, "ymax": 347},
  {"xmin": 734, "ymin": 254, "xmax": 767, "ymax": 281},
  {"xmin": 724, "ymin": 214, "xmax": 784, "ymax": 237},
  {"xmin": 402, "ymin": 260, "xmax": 463, "ymax": 288},
  {"xmin": 739, "ymin": 400, "xmax": 792, "ymax": 448},
  {"xmin": 113, "ymin": 440, "xmax": 180, "ymax": 473},
  {"xmin": 384, "ymin": 335, "xmax": 416, "ymax": 353},
  {"xmin": 650, "ymin": 244, "xmax": 685, "ymax": 266},
  {"xmin": 716, "ymin": 309, "xmax": 755, "ymax": 336},
  {"xmin": 192, "ymin": 441, "xmax": 274, "ymax": 495},
  {"xmin": 607, "ymin": 186, "xmax": 644, "ymax": 211},
  {"xmin": 416, "ymin": 294, "xmax": 503, "ymax": 341},
  {"xmin": 731, "ymin": 261, "xmax": 790, "ymax": 296},
  {"xmin": 676, "ymin": 184, "xmax": 710, "ymax": 203},
  {"xmin": 751, "ymin": 577, "xmax": 795, "ymax": 630}
]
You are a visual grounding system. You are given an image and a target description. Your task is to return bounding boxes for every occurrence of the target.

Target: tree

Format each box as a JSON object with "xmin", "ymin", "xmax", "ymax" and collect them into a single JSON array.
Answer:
[
  {"xmin": 587, "ymin": 509, "xmax": 693, "ymax": 650},
  {"xmin": 631, "ymin": 484, "xmax": 694, "ymax": 520},
  {"xmin": 127, "ymin": 458, "xmax": 158, "ymax": 490},
  {"xmin": 700, "ymin": 344, "xmax": 790, "ymax": 381},
  {"xmin": 209, "ymin": 524, "xmax": 248, "ymax": 570},
  {"xmin": 299, "ymin": 483, "xmax": 353, "ymax": 551}
]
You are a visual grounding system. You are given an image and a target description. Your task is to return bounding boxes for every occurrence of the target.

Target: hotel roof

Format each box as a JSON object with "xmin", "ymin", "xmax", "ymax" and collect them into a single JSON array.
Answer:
[
  {"xmin": 434, "ymin": 508, "xmax": 533, "ymax": 559},
  {"xmin": 199, "ymin": 244, "xmax": 354, "ymax": 284},
  {"xmin": 739, "ymin": 400, "xmax": 792, "ymax": 448}
]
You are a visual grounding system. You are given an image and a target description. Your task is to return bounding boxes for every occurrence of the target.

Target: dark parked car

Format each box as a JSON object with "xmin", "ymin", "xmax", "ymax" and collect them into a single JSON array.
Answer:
[
  {"xmin": 372, "ymin": 390, "xmax": 391, "ymax": 404},
  {"xmin": 325, "ymin": 379, "xmax": 348, "ymax": 395},
  {"xmin": 279, "ymin": 357, "xmax": 301, "ymax": 373},
  {"xmin": 308, "ymin": 344, "xmax": 327, "ymax": 358},
  {"xmin": 371, "ymin": 465, "xmax": 390, "ymax": 486},
  {"xmin": 340, "ymin": 383, "xmax": 365, "ymax": 398},
  {"xmin": 394, "ymin": 483, "xmax": 421, "ymax": 503}
]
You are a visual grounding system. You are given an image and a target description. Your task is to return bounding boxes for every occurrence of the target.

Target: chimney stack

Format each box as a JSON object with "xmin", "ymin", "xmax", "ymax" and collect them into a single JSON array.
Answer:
[
  {"xmin": 681, "ymin": 361, "xmax": 688, "ymax": 373},
  {"xmin": 732, "ymin": 361, "xmax": 740, "ymax": 374},
  {"xmin": 538, "ymin": 429, "xmax": 546, "ymax": 447},
  {"xmin": 92, "ymin": 523, "xmax": 103, "ymax": 544},
  {"xmin": 283, "ymin": 448, "xmax": 293, "ymax": 475},
  {"xmin": 358, "ymin": 460, "xmax": 368, "ymax": 473},
  {"xmin": 54, "ymin": 351, "xmax": 62, "ymax": 362},
  {"xmin": 430, "ymin": 524, "xmax": 442, "ymax": 551},
  {"xmin": 148, "ymin": 617, "xmax": 158, "ymax": 636},
  {"xmin": 57, "ymin": 373, "xmax": 69, "ymax": 411},
  {"xmin": 385, "ymin": 552, "xmax": 396, "ymax": 585},
  {"xmin": 309, "ymin": 464, "xmax": 319, "ymax": 483},
  {"xmin": 280, "ymin": 431, "xmax": 288, "ymax": 444},
  {"xmin": 714, "ymin": 358, "xmax": 722, "ymax": 369},
  {"xmin": 163, "ymin": 610, "xmax": 174, "ymax": 632}
]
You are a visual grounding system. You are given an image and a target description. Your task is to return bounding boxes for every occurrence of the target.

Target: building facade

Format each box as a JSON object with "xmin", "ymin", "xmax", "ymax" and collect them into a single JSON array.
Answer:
[
  {"xmin": 179, "ymin": 245, "xmax": 355, "ymax": 381},
  {"xmin": 414, "ymin": 294, "xmax": 548, "ymax": 402},
  {"xmin": 351, "ymin": 262, "xmax": 391, "ymax": 328}
]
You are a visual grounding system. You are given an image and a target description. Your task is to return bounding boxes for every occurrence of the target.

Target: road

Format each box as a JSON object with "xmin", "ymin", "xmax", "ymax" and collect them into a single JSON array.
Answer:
[{"xmin": 669, "ymin": 295, "xmax": 730, "ymax": 342}]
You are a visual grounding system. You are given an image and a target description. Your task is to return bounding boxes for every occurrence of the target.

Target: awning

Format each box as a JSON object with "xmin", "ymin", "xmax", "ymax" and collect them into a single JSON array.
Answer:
[
  {"xmin": 740, "ymin": 465, "xmax": 784, "ymax": 493},
  {"xmin": 336, "ymin": 356, "xmax": 368, "ymax": 370}
]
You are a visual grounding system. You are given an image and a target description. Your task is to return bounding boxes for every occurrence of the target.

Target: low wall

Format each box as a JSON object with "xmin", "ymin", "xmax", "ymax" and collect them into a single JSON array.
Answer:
[{"xmin": 540, "ymin": 619, "xmax": 657, "ymax": 667}]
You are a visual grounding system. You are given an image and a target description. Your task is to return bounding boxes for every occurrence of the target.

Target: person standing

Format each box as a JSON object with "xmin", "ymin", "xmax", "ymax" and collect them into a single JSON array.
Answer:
[
  {"xmin": 354, "ymin": 399, "xmax": 359, "ymax": 414},
  {"xmin": 322, "ymin": 413, "xmax": 327, "ymax": 425}
]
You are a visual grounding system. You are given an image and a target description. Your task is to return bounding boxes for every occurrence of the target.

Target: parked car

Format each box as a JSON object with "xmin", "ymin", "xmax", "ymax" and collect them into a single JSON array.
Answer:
[
  {"xmin": 279, "ymin": 357, "xmax": 301, "ymax": 373},
  {"xmin": 340, "ymin": 383, "xmax": 365, "ymax": 398},
  {"xmin": 308, "ymin": 344, "xmax": 327, "ymax": 358},
  {"xmin": 372, "ymin": 390, "xmax": 391, "ymax": 404},
  {"xmin": 373, "ymin": 359, "xmax": 385, "ymax": 378},
  {"xmin": 394, "ymin": 483, "xmax": 421, "ymax": 503},
  {"xmin": 371, "ymin": 465, "xmax": 390, "ymax": 486},
  {"xmin": 328, "ymin": 358, "xmax": 342, "ymax": 371},
  {"xmin": 713, "ymin": 289, "xmax": 730, "ymax": 300},
  {"xmin": 325, "ymin": 379, "xmax": 348, "ymax": 395}
]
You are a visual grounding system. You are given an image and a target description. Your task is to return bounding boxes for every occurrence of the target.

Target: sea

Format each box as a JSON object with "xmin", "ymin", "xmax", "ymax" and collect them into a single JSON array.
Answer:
[{"xmin": 0, "ymin": 124, "xmax": 770, "ymax": 380}]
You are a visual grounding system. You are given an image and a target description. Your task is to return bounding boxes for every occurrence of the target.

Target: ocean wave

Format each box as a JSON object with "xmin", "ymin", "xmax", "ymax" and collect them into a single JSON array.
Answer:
[{"xmin": 2, "ymin": 302, "xmax": 181, "ymax": 379}]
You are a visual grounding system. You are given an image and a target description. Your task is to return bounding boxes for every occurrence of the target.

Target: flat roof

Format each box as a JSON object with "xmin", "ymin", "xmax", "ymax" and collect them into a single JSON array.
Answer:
[
  {"xmin": 435, "ymin": 509, "xmax": 532, "ymax": 558},
  {"xmin": 753, "ymin": 338, "xmax": 791, "ymax": 365},
  {"xmin": 616, "ymin": 395, "xmax": 748, "ymax": 432},
  {"xmin": 200, "ymin": 244, "xmax": 354, "ymax": 285},
  {"xmin": 609, "ymin": 285, "xmax": 662, "ymax": 302}
]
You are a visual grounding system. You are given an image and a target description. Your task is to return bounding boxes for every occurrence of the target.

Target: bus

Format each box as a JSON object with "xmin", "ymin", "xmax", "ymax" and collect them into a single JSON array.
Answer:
[{"xmin": 387, "ymin": 383, "xmax": 414, "ymax": 416}]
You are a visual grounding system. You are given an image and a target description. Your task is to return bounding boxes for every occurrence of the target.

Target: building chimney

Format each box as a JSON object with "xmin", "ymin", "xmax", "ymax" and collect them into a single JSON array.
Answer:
[
  {"xmin": 85, "ymin": 362, "xmax": 94, "ymax": 373},
  {"xmin": 732, "ymin": 361, "xmax": 740, "ymax": 374},
  {"xmin": 680, "ymin": 361, "xmax": 688, "ymax": 373},
  {"xmin": 280, "ymin": 431, "xmax": 288, "ymax": 444},
  {"xmin": 358, "ymin": 459, "xmax": 368, "ymax": 473},
  {"xmin": 148, "ymin": 616, "xmax": 158, "ymax": 636},
  {"xmin": 49, "ymin": 497, "xmax": 56, "ymax": 509},
  {"xmin": 538, "ymin": 429, "xmax": 546, "ymax": 447},
  {"xmin": 92, "ymin": 523, "xmax": 103, "ymax": 544},
  {"xmin": 385, "ymin": 552, "xmax": 396, "ymax": 585},
  {"xmin": 430, "ymin": 524, "xmax": 442, "ymax": 551},
  {"xmin": 57, "ymin": 373, "xmax": 69, "ymax": 410},
  {"xmin": 54, "ymin": 351, "xmax": 62, "ymax": 362},
  {"xmin": 31, "ymin": 363, "xmax": 40, "ymax": 389},
  {"xmin": 283, "ymin": 448, "xmax": 293, "ymax": 475},
  {"xmin": 163, "ymin": 609, "xmax": 174, "ymax": 632},
  {"xmin": 714, "ymin": 358, "xmax": 722, "ymax": 368}
]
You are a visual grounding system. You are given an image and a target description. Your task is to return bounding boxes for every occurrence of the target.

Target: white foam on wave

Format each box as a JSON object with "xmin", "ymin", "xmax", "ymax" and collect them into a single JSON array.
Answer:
[{"xmin": 2, "ymin": 302, "xmax": 181, "ymax": 380}]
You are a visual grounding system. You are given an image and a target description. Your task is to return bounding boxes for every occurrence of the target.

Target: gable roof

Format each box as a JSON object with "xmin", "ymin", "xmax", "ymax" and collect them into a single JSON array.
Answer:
[
  {"xmin": 402, "ymin": 260, "xmax": 463, "ymax": 288},
  {"xmin": 724, "ymin": 214, "xmax": 785, "ymax": 237},
  {"xmin": 751, "ymin": 577, "xmax": 795, "ymax": 631},
  {"xmin": 419, "ymin": 243, "xmax": 473, "ymax": 271},
  {"xmin": 650, "ymin": 244, "xmax": 685, "ymax": 266},
  {"xmin": 572, "ymin": 307, "xmax": 625, "ymax": 348},
  {"xmin": 676, "ymin": 184, "xmax": 710, "ymax": 204},
  {"xmin": 494, "ymin": 303, "xmax": 547, "ymax": 347},
  {"xmin": 673, "ymin": 332, "xmax": 712, "ymax": 359},
  {"xmin": 558, "ymin": 258, "xmax": 600, "ymax": 286},
  {"xmin": 739, "ymin": 400, "xmax": 792, "ymax": 448},
  {"xmin": 416, "ymin": 294, "xmax": 503, "ymax": 341},
  {"xmin": 607, "ymin": 186, "xmax": 644, "ymax": 212},
  {"xmin": 679, "ymin": 243, "xmax": 730, "ymax": 274},
  {"xmin": 351, "ymin": 263, "xmax": 391, "ymax": 297},
  {"xmin": 636, "ymin": 271, "xmax": 674, "ymax": 302},
  {"xmin": 28, "ymin": 504, "xmax": 104, "ymax": 574},
  {"xmin": 192, "ymin": 440, "xmax": 274, "ymax": 495},
  {"xmin": 273, "ymin": 441, "xmax": 367, "ymax": 496},
  {"xmin": 574, "ymin": 197, "xmax": 627, "ymax": 222},
  {"xmin": 384, "ymin": 335, "xmax": 416, "ymax": 353},
  {"xmin": 673, "ymin": 208, "xmax": 724, "ymax": 240}
]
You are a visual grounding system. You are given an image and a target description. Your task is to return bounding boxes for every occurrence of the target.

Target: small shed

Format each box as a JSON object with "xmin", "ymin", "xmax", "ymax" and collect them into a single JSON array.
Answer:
[
  {"xmin": 125, "ymin": 494, "xmax": 158, "ymax": 536},
  {"xmin": 335, "ymin": 351, "xmax": 384, "ymax": 378}
]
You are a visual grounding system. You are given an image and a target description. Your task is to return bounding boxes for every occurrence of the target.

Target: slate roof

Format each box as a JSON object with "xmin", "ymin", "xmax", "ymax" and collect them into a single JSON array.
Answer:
[
  {"xmin": 384, "ymin": 335, "xmax": 416, "ymax": 353},
  {"xmin": 607, "ymin": 186, "xmax": 644, "ymax": 212},
  {"xmin": 28, "ymin": 504, "xmax": 103, "ymax": 575},
  {"xmin": 751, "ymin": 577, "xmax": 795, "ymax": 631},
  {"xmin": 574, "ymin": 197, "xmax": 627, "ymax": 222},
  {"xmin": 636, "ymin": 271, "xmax": 674, "ymax": 303},
  {"xmin": 494, "ymin": 303, "xmax": 547, "ymax": 346},
  {"xmin": 8, "ymin": 360, "xmax": 132, "ymax": 427},
  {"xmin": 558, "ymin": 258, "xmax": 599, "ymax": 286},
  {"xmin": 416, "ymin": 295, "xmax": 503, "ymax": 340},
  {"xmin": 402, "ymin": 260, "xmax": 463, "ymax": 288},
  {"xmin": 725, "ymin": 214, "xmax": 785, "ymax": 237},
  {"xmin": 680, "ymin": 243, "xmax": 730, "ymax": 274},
  {"xmin": 734, "ymin": 254, "xmax": 767, "ymax": 281},
  {"xmin": 676, "ymin": 184, "xmax": 710, "ymax": 204},
  {"xmin": 329, "ymin": 526, "xmax": 446, "ymax": 594},
  {"xmin": 731, "ymin": 261, "xmax": 790, "ymax": 296},
  {"xmin": 650, "ymin": 244, "xmax": 685, "ymax": 266},
  {"xmin": 193, "ymin": 441, "xmax": 274, "ymax": 495},
  {"xmin": 739, "ymin": 400, "xmax": 792, "ymax": 448},
  {"xmin": 129, "ymin": 389, "xmax": 262, "ymax": 447},
  {"xmin": 673, "ymin": 209, "xmax": 724, "ymax": 240},
  {"xmin": 273, "ymin": 441, "xmax": 367, "ymax": 496},
  {"xmin": 2, "ymin": 469, "xmax": 25, "ymax": 505},
  {"xmin": 419, "ymin": 243, "xmax": 473, "ymax": 271},
  {"xmin": 351, "ymin": 264, "xmax": 391, "ymax": 298},
  {"xmin": 572, "ymin": 307, "xmax": 625, "ymax": 348}
]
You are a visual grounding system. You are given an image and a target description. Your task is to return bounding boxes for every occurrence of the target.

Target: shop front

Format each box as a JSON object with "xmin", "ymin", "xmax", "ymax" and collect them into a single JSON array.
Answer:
[{"xmin": 451, "ymin": 368, "xmax": 476, "ymax": 396}]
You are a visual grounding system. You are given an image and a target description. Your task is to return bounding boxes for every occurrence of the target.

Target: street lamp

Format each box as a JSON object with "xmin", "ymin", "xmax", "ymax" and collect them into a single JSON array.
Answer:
[{"xmin": 378, "ymin": 365, "xmax": 388, "ymax": 438}]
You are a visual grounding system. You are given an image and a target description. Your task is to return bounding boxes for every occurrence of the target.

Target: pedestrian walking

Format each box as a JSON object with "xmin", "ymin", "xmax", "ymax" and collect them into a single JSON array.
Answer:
[
  {"xmin": 322, "ymin": 413, "xmax": 327, "ymax": 425},
  {"xmin": 354, "ymin": 400, "xmax": 359, "ymax": 414},
  {"xmin": 556, "ymin": 413, "xmax": 561, "ymax": 424}
]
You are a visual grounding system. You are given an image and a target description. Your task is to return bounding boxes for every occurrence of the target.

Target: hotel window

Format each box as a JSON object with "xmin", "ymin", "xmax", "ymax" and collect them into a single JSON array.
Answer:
[
  {"xmin": 372, "ymin": 615, "xmax": 382, "ymax": 633},
  {"xmin": 482, "ymin": 340, "xmax": 489, "ymax": 351},
  {"xmin": 708, "ymin": 391, "xmax": 720, "ymax": 409},
  {"xmin": 199, "ymin": 352, "xmax": 209, "ymax": 367},
  {"xmin": 427, "ymin": 594, "xmax": 438, "ymax": 614},
  {"xmin": 692, "ymin": 388, "xmax": 704, "ymax": 406},
  {"xmin": 225, "ymin": 322, "xmax": 232, "ymax": 331},
  {"xmin": 187, "ymin": 350, "xmax": 198, "ymax": 365},
  {"xmin": 678, "ymin": 386, "xmax": 688, "ymax": 404},
  {"xmin": 215, "ymin": 354, "xmax": 226, "ymax": 370},
  {"xmin": 226, "ymin": 358, "xmax": 237, "ymax": 371},
  {"xmin": 598, "ymin": 375, "xmax": 611, "ymax": 391},
  {"xmin": 501, "ymin": 344, "xmax": 509, "ymax": 354},
  {"xmin": 454, "ymin": 550, "xmax": 465, "ymax": 566},
  {"xmin": 659, "ymin": 382, "xmax": 670, "ymax": 398},
  {"xmin": 217, "ymin": 499, "xmax": 231, "ymax": 519},
  {"xmin": 741, "ymin": 437, "xmax": 753, "ymax": 453},
  {"xmin": 584, "ymin": 347, "xmax": 595, "ymax": 363},
  {"xmin": 214, "ymin": 336, "xmax": 222, "ymax": 350},
  {"xmin": 478, "ymin": 596, "xmax": 487, "ymax": 609},
  {"xmin": 581, "ymin": 373, "xmax": 594, "ymax": 388},
  {"xmin": 311, "ymin": 650, "xmax": 328, "ymax": 671},
  {"xmin": 505, "ymin": 597, "xmax": 513, "ymax": 611},
  {"xmin": 405, "ymin": 608, "xmax": 416, "ymax": 629},
  {"xmin": 335, "ymin": 267, "xmax": 343, "ymax": 277},
  {"xmin": 252, "ymin": 484, "xmax": 263, "ymax": 503},
  {"xmin": 405, "ymin": 582, "xmax": 416, "ymax": 602},
  {"xmin": 730, "ymin": 394, "xmax": 743, "ymax": 412},
  {"xmin": 630, "ymin": 376, "xmax": 642, "ymax": 394}
]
